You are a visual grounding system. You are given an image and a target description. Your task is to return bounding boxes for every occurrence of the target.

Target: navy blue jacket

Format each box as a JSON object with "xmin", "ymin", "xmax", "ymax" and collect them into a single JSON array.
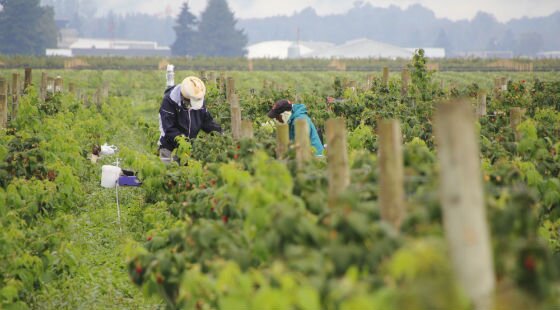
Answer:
[{"xmin": 158, "ymin": 85, "xmax": 222, "ymax": 150}]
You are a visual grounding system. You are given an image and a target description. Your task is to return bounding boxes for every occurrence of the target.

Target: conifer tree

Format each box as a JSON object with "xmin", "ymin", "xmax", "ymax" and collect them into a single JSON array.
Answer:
[
  {"xmin": 0, "ymin": 0, "xmax": 57, "ymax": 55},
  {"xmin": 171, "ymin": 2, "xmax": 198, "ymax": 56},
  {"xmin": 195, "ymin": 0, "xmax": 247, "ymax": 57}
]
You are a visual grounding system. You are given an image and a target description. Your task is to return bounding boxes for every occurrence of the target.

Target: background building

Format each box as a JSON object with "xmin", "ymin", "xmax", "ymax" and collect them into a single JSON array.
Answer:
[
  {"xmin": 247, "ymin": 38, "xmax": 444, "ymax": 59},
  {"xmin": 47, "ymin": 38, "xmax": 171, "ymax": 57}
]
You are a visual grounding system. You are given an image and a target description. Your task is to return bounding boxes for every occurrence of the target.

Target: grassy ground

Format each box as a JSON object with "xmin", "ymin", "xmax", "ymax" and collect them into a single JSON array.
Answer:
[
  {"xmin": 30, "ymin": 105, "xmax": 165, "ymax": 309},
  {"xmin": 32, "ymin": 181, "xmax": 161, "ymax": 309}
]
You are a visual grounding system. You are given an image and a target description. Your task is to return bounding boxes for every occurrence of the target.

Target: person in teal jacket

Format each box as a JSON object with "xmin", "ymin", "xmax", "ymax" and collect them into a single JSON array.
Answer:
[{"xmin": 267, "ymin": 99, "xmax": 324, "ymax": 156}]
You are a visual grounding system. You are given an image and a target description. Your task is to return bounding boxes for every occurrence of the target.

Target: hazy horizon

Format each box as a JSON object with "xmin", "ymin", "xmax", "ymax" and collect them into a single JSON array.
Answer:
[{"xmin": 84, "ymin": 0, "xmax": 560, "ymax": 22}]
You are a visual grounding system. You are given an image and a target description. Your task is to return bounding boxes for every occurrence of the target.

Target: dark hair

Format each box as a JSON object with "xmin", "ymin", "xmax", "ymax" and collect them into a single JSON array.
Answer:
[
  {"xmin": 275, "ymin": 99, "xmax": 290, "ymax": 106},
  {"xmin": 267, "ymin": 99, "xmax": 292, "ymax": 118}
]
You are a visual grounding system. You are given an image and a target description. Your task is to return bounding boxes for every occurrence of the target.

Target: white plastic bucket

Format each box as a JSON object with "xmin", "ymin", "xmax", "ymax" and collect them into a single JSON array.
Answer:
[{"xmin": 101, "ymin": 165, "xmax": 122, "ymax": 188}]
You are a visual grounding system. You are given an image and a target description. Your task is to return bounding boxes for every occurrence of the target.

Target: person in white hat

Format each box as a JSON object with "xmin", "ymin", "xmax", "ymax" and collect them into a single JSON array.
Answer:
[{"xmin": 158, "ymin": 65, "xmax": 222, "ymax": 163}]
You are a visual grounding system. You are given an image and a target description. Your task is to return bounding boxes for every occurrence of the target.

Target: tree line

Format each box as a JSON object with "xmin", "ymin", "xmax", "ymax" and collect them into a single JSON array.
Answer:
[
  {"xmin": 2, "ymin": 0, "xmax": 557, "ymax": 57},
  {"xmin": 239, "ymin": 4, "xmax": 559, "ymax": 57},
  {"xmin": 0, "ymin": 0, "xmax": 247, "ymax": 57}
]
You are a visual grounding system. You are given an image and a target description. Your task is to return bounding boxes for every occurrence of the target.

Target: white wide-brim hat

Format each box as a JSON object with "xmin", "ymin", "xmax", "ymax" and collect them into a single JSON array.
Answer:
[{"xmin": 180, "ymin": 76, "xmax": 206, "ymax": 110}]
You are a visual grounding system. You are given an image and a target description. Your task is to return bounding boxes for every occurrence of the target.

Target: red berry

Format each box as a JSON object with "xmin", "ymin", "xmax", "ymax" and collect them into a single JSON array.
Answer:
[
  {"xmin": 233, "ymin": 154, "xmax": 239, "ymax": 160},
  {"xmin": 222, "ymin": 215, "xmax": 229, "ymax": 224},
  {"xmin": 210, "ymin": 207, "xmax": 215, "ymax": 212},
  {"xmin": 47, "ymin": 170, "xmax": 57, "ymax": 181},
  {"xmin": 156, "ymin": 274, "xmax": 164, "ymax": 284},
  {"xmin": 524, "ymin": 255, "xmax": 536, "ymax": 271},
  {"xmin": 147, "ymin": 236, "xmax": 152, "ymax": 241}
]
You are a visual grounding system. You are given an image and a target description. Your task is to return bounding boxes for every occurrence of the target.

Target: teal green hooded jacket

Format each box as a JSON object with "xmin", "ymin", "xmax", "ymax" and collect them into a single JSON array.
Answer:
[{"xmin": 287, "ymin": 104, "xmax": 324, "ymax": 156}]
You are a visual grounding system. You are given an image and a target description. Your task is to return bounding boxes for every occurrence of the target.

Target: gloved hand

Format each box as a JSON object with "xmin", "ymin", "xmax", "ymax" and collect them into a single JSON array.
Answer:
[{"xmin": 100, "ymin": 143, "xmax": 118, "ymax": 155}]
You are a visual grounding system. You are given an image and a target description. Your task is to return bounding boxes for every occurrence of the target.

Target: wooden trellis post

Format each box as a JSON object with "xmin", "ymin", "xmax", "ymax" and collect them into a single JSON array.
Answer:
[
  {"xmin": 493, "ymin": 78, "xmax": 500, "ymax": 92},
  {"xmin": 347, "ymin": 80, "xmax": 357, "ymax": 92},
  {"xmin": 231, "ymin": 105, "xmax": 242, "ymax": 140},
  {"xmin": 95, "ymin": 88, "xmax": 102, "ymax": 107},
  {"xmin": 68, "ymin": 83, "xmax": 75, "ymax": 94},
  {"xmin": 226, "ymin": 77, "xmax": 235, "ymax": 101},
  {"xmin": 382, "ymin": 67, "xmax": 389, "ymax": 88},
  {"xmin": 295, "ymin": 118, "xmax": 311, "ymax": 168},
  {"xmin": 365, "ymin": 74, "xmax": 373, "ymax": 89},
  {"xmin": 46, "ymin": 77, "xmax": 55, "ymax": 95},
  {"xmin": 102, "ymin": 83, "xmax": 109, "ymax": 99},
  {"xmin": 11, "ymin": 73, "xmax": 20, "ymax": 99},
  {"xmin": 54, "ymin": 76, "xmax": 63, "ymax": 93},
  {"xmin": 378, "ymin": 119, "xmax": 405, "ymax": 230},
  {"xmin": 326, "ymin": 118, "xmax": 350, "ymax": 207},
  {"xmin": 207, "ymin": 72, "xmax": 216, "ymax": 85},
  {"xmin": 229, "ymin": 93, "xmax": 241, "ymax": 140},
  {"xmin": 0, "ymin": 78, "xmax": 7, "ymax": 128},
  {"xmin": 434, "ymin": 100, "xmax": 495, "ymax": 310},
  {"xmin": 241, "ymin": 120, "xmax": 254, "ymax": 139},
  {"xmin": 401, "ymin": 68, "xmax": 409, "ymax": 96},
  {"xmin": 6, "ymin": 83, "xmax": 10, "ymax": 104},
  {"xmin": 276, "ymin": 124, "xmax": 289, "ymax": 160},
  {"xmin": 40, "ymin": 72, "xmax": 48, "ymax": 100},
  {"xmin": 199, "ymin": 70, "xmax": 207, "ymax": 82},
  {"xmin": 76, "ymin": 90, "xmax": 83, "ymax": 104},
  {"xmin": 510, "ymin": 107, "xmax": 525, "ymax": 141},
  {"xmin": 494, "ymin": 77, "xmax": 507, "ymax": 93},
  {"xmin": 500, "ymin": 77, "xmax": 507, "ymax": 91},
  {"xmin": 11, "ymin": 73, "xmax": 20, "ymax": 119},
  {"xmin": 24, "ymin": 68, "xmax": 32, "ymax": 91},
  {"xmin": 476, "ymin": 91, "xmax": 487, "ymax": 117},
  {"xmin": 218, "ymin": 72, "xmax": 226, "ymax": 95},
  {"xmin": 82, "ymin": 92, "xmax": 90, "ymax": 108}
]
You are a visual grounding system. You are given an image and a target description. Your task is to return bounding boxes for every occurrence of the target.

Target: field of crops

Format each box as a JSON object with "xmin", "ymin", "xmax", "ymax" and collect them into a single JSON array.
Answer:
[{"xmin": 1, "ymin": 56, "xmax": 560, "ymax": 309}]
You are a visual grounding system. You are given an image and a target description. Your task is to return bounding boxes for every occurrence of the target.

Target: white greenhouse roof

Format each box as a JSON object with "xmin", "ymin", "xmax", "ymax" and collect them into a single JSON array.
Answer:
[
  {"xmin": 537, "ymin": 51, "xmax": 560, "ymax": 59},
  {"xmin": 405, "ymin": 47, "xmax": 446, "ymax": 58},
  {"xmin": 306, "ymin": 38, "xmax": 413, "ymax": 59},
  {"xmin": 46, "ymin": 49, "xmax": 73, "ymax": 57},
  {"xmin": 247, "ymin": 40, "xmax": 335, "ymax": 59},
  {"xmin": 70, "ymin": 38, "xmax": 169, "ymax": 51},
  {"xmin": 46, "ymin": 37, "xmax": 171, "ymax": 57}
]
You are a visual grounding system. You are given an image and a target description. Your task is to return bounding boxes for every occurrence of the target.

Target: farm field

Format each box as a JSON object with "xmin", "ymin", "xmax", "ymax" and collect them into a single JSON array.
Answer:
[{"xmin": 0, "ymin": 57, "xmax": 560, "ymax": 309}]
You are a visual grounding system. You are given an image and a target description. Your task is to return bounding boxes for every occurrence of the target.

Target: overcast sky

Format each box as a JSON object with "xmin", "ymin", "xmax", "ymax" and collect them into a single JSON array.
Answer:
[{"xmin": 93, "ymin": 0, "xmax": 560, "ymax": 22}]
